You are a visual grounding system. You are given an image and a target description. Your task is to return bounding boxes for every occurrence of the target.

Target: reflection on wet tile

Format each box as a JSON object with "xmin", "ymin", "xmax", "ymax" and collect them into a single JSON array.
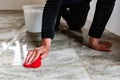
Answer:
[
  {"xmin": 0, "ymin": 11, "xmax": 24, "ymax": 55},
  {"xmin": 0, "ymin": 11, "xmax": 120, "ymax": 79},
  {"xmin": 0, "ymin": 43, "xmax": 90, "ymax": 80}
]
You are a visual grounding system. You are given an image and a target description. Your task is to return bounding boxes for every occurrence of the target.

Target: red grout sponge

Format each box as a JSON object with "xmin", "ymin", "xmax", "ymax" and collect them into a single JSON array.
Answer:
[{"xmin": 23, "ymin": 56, "xmax": 42, "ymax": 68}]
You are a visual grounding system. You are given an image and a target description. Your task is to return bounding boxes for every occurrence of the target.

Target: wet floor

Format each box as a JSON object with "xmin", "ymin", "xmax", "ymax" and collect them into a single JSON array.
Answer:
[{"xmin": 0, "ymin": 11, "xmax": 120, "ymax": 80}]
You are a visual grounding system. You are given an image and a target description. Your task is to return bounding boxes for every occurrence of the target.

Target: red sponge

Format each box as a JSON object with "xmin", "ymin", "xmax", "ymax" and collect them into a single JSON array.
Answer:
[{"xmin": 23, "ymin": 56, "xmax": 42, "ymax": 68}]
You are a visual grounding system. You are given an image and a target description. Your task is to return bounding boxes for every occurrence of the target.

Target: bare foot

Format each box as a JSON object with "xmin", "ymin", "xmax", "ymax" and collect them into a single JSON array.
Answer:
[{"xmin": 89, "ymin": 37, "xmax": 112, "ymax": 52}]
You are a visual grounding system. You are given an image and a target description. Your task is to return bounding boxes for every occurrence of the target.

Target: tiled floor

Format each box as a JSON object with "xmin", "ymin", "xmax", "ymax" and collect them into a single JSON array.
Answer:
[{"xmin": 0, "ymin": 11, "xmax": 120, "ymax": 80}]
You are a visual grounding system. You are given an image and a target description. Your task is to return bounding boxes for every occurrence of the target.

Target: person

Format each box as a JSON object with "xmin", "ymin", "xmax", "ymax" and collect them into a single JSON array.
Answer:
[{"xmin": 23, "ymin": 0, "xmax": 116, "ymax": 68}]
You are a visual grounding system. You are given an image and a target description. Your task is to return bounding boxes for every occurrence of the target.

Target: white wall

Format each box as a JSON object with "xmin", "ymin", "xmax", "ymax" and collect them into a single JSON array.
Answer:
[
  {"xmin": 0, "ymin": 0, "xmax": 45, "ymax": 10},
  {"xmin": 88, "ymin": 0, "xmax": 120, "ymax": 36},
  {"xmin": 107, "ymin": 1, "xmax": 120, "ymax": 36},
  {"xmin": 87, "ymin": 0, "xmax": 97, "ymax": 21}
]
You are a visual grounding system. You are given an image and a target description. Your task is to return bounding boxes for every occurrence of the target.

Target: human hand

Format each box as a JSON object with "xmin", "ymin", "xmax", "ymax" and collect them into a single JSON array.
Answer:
[
  {"xmin": 89, "ymin": 37, "xmax": 112, "ymax": 52},
  {"xmin": 89, "ymin": 41, "xmax": 112, "ymax": 52},
  {"xmin": 23, "ymin": 45, "xmax": 50, "ymax": 68},
  {"xmin": 23, "ymin": 38, "xmax": 51, "ymax": 68}
]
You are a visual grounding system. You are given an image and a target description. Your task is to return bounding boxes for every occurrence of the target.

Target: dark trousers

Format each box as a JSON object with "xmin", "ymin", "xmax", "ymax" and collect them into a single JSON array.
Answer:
[
  {"xmin": 42, "ymin": 0, "xmax": 116, "ymax": 39},
  {"xmin": 55, "ymin": 0, "xmax": 91, "ymax": 31},
  {"xmin": 89, "ymin": 0, "xmax": 116, "ymax": 38}
]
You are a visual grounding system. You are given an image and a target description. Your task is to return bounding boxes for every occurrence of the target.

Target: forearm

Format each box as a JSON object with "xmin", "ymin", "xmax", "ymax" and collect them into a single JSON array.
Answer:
[
  {"xmin": 42, "ymin": 38, "xmax": 52, "ymax": 49},
  {"xmin": 42, "ymin": 0, "xmax": 62, "ymax": 39}
]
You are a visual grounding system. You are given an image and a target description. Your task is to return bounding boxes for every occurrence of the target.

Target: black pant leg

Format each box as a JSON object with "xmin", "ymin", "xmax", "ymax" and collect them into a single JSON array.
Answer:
[
  {"xmin": 89, "ymin": 0, "xmax": 116, "ymax": 38},
  {"xmin": 62, "ymin": 0, "xmax": 91, "ymax": 31}
]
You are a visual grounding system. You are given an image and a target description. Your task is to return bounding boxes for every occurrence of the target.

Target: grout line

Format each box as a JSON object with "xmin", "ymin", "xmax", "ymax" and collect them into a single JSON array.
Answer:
[
  {"xmin": 0, "ymin": 25, "xmax": 25, "ymax": 56},
  {"xmin": 80, "ymin": 60, "xmax": 93, "ymax": 80}
]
